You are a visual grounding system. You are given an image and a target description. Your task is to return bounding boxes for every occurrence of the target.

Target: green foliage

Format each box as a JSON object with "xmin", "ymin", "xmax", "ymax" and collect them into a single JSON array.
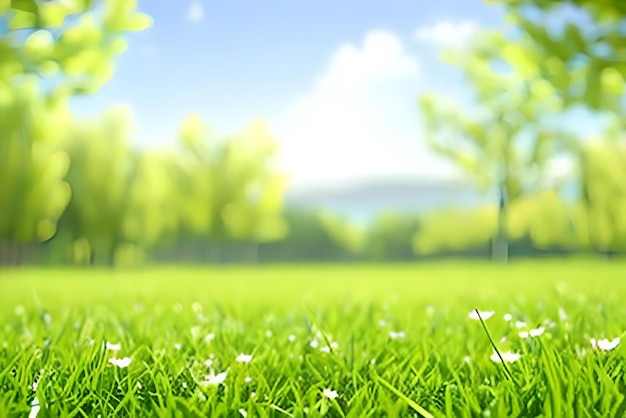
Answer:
[
  {"xmin": 574, "ymin": 140, "xmax": 626, "ymax": 251},
  {"xmin": 174, "ymin": 116, "xmax": 288, "ymax": 246},
  {"xmin": 0, "ymin": 79, "xmax": 71, "ymax": 244},
  {"xmin": 55, "ymin": 105, "xmax": 137, "ymax": 264},
  {"xmin": 362, "ymin": 212, "xmax": 420, "ymax": 260},
  {"xmin": 0, "ymin": 0, "xmax": 150, "ymax": 250},
  {"xmin": 318, "ymin": 211, "xmax": 366, "ymax": 256},
  {"xmin": 420, "ymin": 30, "xmax": 571, "ymax": 202},
  {"xmin": 485, "ymin": 0, "xmax": 625, "ymax": 116},
  {"xmin": 413, "ymin": 206, "xmax": 497, "ymax": 254},
  {"xmin": 2, "ymin": 262, "xmax": 626, "ymax": 415}
]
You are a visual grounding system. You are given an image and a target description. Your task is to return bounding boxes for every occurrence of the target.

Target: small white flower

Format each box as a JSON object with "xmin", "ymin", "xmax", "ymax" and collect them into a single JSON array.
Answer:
[
  {"xmin": 490, "ymin": 351, "xmax": 521, "ymax": 363},
  {"xmin": 182, "ymin": 381, "xmax": 187, "ymax": 389},
  {"xmin": 378, "ymin": 319, "xmax": 387, "ymax": 327},
  {"xmin": 239, "ymin": 409, "xmax": 248, "ymax": 417},
  {"xmin": 529, "ymin": 327, "xmax": 545, "ymax": 337},
  {"xmin": 201, "ymin": 370, "xmax": 228, "ymax": 386},
  {"xmin": 43, "ymin": 314, "xmax": 51, "ymax": 325},
  {"xmin": 204, "ymin": 333, "xmax": 215, "ymax": 343},
  {"xmin": 265, "ymin": 330, "xmax": 273, "ymax": 338},
  {"xmin": 236, "ymin": 353, "xmax": 252, "ymax": 363},
  {"xmin": 519, "ymin": 331, "xmax": 529, "ymax": 339},
  {"xmin": 192, "ymin": 302, "xmax": 203, "ymax": 313},
  {"xmin": 250, "ymin": 391, "xmax": 256, "ymax": 398},
  {"xmin": 425, "ymin": 305, "xmax": 435, "ymax": 315},
  {"xmin": 590, "ymin": 337, "xmax": 621, "ymax": 351},
  {"xmin": 558, "ymin": 307, "xmax": 568, "ymax": 322},
  {"xmin": 15, "ymin": 305, "xmax": 25, "ymax": 316},
  {"xmin": 499, "ymin": 336, "xmax": 507, "ymax": 343},
  {"xmin": 190, "ymin": 326, "xmax": 202, "ymax": 340},
  {"xmin": 503, "ymin": 313, "xmax": 513, "ymax": 322},
  {"xmin": 310, "ymin": 339, "xmax": 319, "ymax": 348},
  {"xmin": 86, "ymin": 338, "xmax": 95, "ymax": 346},
  {"xmin": 288, "ymin": 334, "xmax": 296, "ymax": 342},
  {"xmin": 29, "ymin": 397, "xmax": 40, "ymax": 418},
  {"xmin": 320, "ymin": 346, "xmax": 330, "ymax": 353},
  {"xmin": 204, "ymin": 359, "xmax": 213, "ymax": 367},
  {"xmin": 108, "ymin": 357, "xmax": 132, "ymax": 368},
  {"xmin": 323, "ymin": 388, "xmax": 338, "ymax": 400},
  {"xmin": 370, "ymin": 358, "xmax": 376, "ymax": 365},
  {"xmin": 137, "ymin": 382, "xmax": 142, "ymax": 389},
  {"xmin": 244, "ymin": 376, "xmax": 252, "ymax": 383},
  {"xmin": 106, "ymin": 342, "xmax": 121, "ymax": 351},
  {"xmin": 514, "ymin": 321, "xmax": 527, "ymax": 329},
  {"xmin": 469, "ymin": 310, "xmax": 495, "ymax": 320},
  {"xmin": 330, "ymin": 341, "xmax": 339, "ymax": 350},
  {"xmin": 389, "ymin": 331, "xmax": 406, "ymax": 340},
  {"xmin": 462, "ymin": 356, "xmax": 471, "ymax": 364},
  {"xmin": 173, "ymin": 343, "xmax": 182, "ymax": 351},
  {"xmin": 539, "ymin": 318, "xmax": 557, "ymax": 329}
]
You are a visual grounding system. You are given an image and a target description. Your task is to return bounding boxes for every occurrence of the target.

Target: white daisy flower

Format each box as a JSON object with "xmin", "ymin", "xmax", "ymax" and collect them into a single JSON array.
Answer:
[
  {"xmin": 590, "ymin": 337, "xmax": 621, "ymax": 351},
  {"xmin": 469, "ymin": 310, "xmax": 495, "ymax": 320},
  {"xmin": 108, "ymin": 357, "xmax": 132, "ymax": 368},
  {"xmin": 490, "ymin": 351, "xmax": 521, "ymax": 363},
  {"xmin": 200, "ymin": 370, "xmax": 228, "ymax": 386},
  {"xmin": 389, "ymin": 331, "xmax": 406, "ymax": 340},
  {"xmin": 105, "ymin": 342, "xmax": 121, "ymax": 351},
  {"xmin": 323, "ymin": 388, "xmax": 338, "ymax": 400},
  {"xmin": 236, "ymin": 353, "xmax": 252, "ymax": 364}
]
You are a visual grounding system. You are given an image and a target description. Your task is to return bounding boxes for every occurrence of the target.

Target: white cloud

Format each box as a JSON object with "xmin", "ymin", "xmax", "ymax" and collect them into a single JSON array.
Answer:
[
  {"xmin": 414, "ymin": 20, "xmax": 480, "ymax": 49},
  {"xmin": 187, "ymin": 0, "xmax": 204, "ymax": 23},
  {"xmin": 270, "ymin": 30, "xmax": 462, "ymax": 190}
]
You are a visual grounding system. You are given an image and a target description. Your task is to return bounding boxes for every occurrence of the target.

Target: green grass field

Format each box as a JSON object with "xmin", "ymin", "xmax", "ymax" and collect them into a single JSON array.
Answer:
[{"xmin": 1, "ymin": 261, "xmax": 626, "ymax": 417}]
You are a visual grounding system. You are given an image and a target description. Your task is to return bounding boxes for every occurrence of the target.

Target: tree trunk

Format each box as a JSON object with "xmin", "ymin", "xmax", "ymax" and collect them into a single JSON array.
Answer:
[
  {"xmin": 107, "ymin": 243, "xmax": 117, "ymax": 268},
  {"xmin": 492, "ymin": 184, "xmax": 509, "ymax": 264},
  {"xmin": 248, "ymin": 242, "xmax": 259, "ymax": 264}
]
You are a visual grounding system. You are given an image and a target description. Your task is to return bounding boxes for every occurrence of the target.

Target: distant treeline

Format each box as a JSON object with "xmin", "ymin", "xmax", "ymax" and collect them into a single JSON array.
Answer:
[{"xmin": 1, "ymin": 1, "xmax": 626, "ymax": 267}]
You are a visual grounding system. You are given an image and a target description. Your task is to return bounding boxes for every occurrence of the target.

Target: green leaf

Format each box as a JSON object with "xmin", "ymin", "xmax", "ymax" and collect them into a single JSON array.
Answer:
[
  {"xmin": 10, "ymin": 0, "xmax": 37, "ymax": 13},
  {"xmin": 600, "ymin": 67, "xmax": 624, "ymax": 96},
  {"xmin": 124, "ymin": 13, "xmax": 153, "ymax": 31}
]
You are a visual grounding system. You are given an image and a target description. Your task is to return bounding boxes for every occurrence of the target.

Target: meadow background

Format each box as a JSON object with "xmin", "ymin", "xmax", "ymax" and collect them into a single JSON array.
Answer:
[{"xmin": 1, "ymin": 0, "xmax": 626, "ymax": 416}]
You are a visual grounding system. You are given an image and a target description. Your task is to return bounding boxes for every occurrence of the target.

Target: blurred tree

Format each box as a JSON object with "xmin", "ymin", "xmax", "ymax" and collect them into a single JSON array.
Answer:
[
  {"xmin": 363, "ymin": 212, "xmax": 420, "ymax": 261},
  {"xmin": 481, "ymin": 0, "xmax": 626, "ymax": 256},
  {"xmin": 574, "ymin": 140, "xmax": 626, "ymax": 254},
  {"xmin": 56, "ymin": 105, "xmax": 136, "ymax": 266},
  {"xmin": 419, "ymin": 30, "xmax": 572, "ymax": 263},
  {"xmin": 318, "ymin": 211, "xmax": 366, "ymax": 257},
  {"xmin": 124, "ymin": 150, "xmax": 180, "ymax": 256},
  {"xmin": 413, "ymin": 206, "xmax": 497, "ymax": 255},
  {"xmin": 484, "ymin": 0, "xmax": 625, "ymax": 117},
  {"xmin": 174, "ymin": 115, "xmax": 288, "ymax": 263},
  {"xmin": 0, "ymin": 0, "xmax": 151, "ymax": 264}
]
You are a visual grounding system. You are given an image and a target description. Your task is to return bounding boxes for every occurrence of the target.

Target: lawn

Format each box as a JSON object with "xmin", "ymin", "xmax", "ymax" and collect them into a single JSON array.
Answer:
[{"xmin": 1, "ymin": 260, "xmax": 626, "ymax": 417}]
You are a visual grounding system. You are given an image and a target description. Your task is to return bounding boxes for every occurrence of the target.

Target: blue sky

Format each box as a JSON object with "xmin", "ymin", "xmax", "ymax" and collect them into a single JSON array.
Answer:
[{"xmin": 70, "ymin": 0, "xmax": 605, "ymax": 190}]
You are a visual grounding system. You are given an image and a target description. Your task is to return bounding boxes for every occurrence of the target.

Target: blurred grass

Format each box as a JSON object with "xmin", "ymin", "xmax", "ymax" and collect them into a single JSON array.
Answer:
[
  {"xmin": 1, "ymin": 260, "xmax": 626, "ymax": 416},
  {"xmin": 2, "ymin": 259, "xmax": 625, "ymax": 313}
]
